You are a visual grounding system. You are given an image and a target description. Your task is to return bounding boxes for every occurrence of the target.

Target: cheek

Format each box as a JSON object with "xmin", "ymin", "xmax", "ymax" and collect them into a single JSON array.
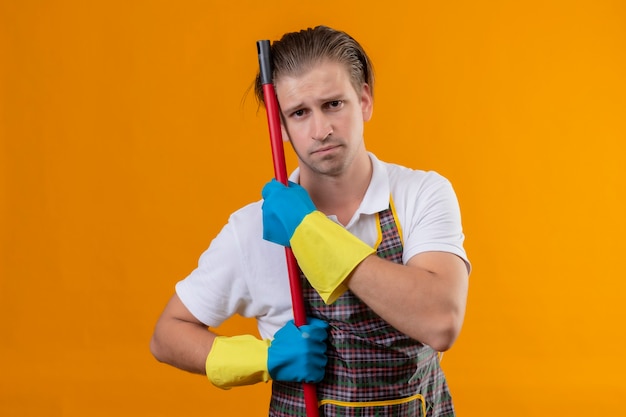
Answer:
[
  {"xmin": 283, "ymin": 121, "xmax": 309, "ymax": 145},
  {"xmin": 346, "ymin": 114, "xmax": 365, "ymax": 139}
]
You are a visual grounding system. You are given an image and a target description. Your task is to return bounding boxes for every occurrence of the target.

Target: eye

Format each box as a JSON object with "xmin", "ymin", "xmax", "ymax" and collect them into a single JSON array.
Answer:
[
  {"xmin": 325, "ymin": 100, "xmax": 343, "ymax": 110},
  {"xmin": 291, "ymin": 109, "xmax": 307, "ymax": 118}
]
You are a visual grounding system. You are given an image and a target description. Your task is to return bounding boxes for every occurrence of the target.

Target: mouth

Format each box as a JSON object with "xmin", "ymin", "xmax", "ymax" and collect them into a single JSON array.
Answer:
[{"xmin": 312, "ymin": 145, "xmax": 340, "ymax": 155}]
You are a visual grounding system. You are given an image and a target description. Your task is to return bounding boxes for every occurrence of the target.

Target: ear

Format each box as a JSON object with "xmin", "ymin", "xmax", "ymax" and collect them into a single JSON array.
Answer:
[
  {"xmin": 360, "ymin": 84, "xmax": 374, "ymax": 122},
  {"xmin": 281, "ymin": 124, "xmax": 290, "ymax": 142}
]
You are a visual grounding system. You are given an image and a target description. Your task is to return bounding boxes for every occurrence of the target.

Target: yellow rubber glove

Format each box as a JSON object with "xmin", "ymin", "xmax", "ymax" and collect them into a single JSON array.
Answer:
[
  {"xmin": 205, "ymin": 319, "xmax": 329, "ymax": 389},
  {"xmin": 261, "ymin": 179, "xmax": 375, "ymax": 305},
  {"xmin": 290, "ymin": 211, "xmax": 376, "ymax": 304},
  {"xmin": 205, "ymin": 335, "xmax": 270, "ymax": 389}
]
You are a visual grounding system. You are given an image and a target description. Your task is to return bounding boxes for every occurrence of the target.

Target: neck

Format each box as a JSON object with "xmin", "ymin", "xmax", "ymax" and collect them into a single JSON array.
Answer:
[{"xmin": 300, "ymin": 152, "xmax": 372, "ymax": 225}]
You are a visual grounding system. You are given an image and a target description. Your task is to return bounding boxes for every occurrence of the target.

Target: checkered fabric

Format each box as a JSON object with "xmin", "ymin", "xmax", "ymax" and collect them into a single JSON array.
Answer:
[{"xmin": 269, "ymin": 205, "xmax": 455, "ymax": 416}]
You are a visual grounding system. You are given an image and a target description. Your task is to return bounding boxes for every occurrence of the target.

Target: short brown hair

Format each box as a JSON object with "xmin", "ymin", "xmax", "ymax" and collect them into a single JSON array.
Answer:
[{"xmin": 254, "ymin": 26, "xmax": 374, "ymax": 106}]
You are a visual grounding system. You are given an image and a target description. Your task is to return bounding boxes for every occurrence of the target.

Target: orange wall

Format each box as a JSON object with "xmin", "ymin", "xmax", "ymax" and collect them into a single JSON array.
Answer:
[{"xmin": 1, "ymin": 1, "xmax": 625, "ymax": 416}]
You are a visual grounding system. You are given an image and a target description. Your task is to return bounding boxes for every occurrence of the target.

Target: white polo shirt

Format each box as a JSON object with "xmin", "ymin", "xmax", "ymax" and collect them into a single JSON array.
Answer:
[{"xmin": 176, "ymin": 153, "xmax": 469, "ymax": 339}]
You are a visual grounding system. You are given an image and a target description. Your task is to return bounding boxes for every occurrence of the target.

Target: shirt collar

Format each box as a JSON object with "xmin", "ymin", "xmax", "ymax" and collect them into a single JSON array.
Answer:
[{"xmin": 359, "ymin": 152, "xmax": 391, "ymax": 215}]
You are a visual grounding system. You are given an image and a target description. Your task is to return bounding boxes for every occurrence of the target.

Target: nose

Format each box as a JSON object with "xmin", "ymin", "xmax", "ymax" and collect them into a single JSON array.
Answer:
[{"xmin": 311, "ymin": 111, "xmax": 333, "ymax": 141}]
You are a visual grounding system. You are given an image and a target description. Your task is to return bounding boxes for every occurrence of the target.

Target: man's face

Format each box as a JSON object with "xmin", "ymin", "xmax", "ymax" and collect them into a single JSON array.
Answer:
[{"xmin": 275, "ymin": 60, "xmax": 373, "ymax": 179}]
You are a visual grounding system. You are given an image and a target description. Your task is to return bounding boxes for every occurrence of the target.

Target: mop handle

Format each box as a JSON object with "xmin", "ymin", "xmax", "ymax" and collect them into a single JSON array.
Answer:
[{"xmin": 257, "ymin": 40, "xmax": 320, "ymax": 417}]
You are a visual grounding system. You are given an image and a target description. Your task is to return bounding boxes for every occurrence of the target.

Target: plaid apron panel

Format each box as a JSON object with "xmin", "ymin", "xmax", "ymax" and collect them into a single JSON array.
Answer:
[{"xmin": 270, "ymin": 205, "xmax": 455, "ymax": 416}]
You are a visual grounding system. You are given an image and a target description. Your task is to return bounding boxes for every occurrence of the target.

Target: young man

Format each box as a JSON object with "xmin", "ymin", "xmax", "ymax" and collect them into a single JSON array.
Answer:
[{"xmin": 150, "ymin": 26, "xmax": 470, "ymax": 416}]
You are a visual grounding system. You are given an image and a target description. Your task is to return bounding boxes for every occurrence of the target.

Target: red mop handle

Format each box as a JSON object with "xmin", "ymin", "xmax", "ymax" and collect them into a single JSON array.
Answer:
[{"xmin": 257, "ymin": 40, "xmax": 320, "ymax": 417}]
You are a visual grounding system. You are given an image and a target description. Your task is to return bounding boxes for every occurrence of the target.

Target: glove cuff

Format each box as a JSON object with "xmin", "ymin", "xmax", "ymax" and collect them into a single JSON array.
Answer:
[
  {"xmin": 205, "ymin": 335, "xmax": 271, "ymax": 389},
  {"xmin": 291, "ymin": 211, "xmax": 376, "ymax": 304}
]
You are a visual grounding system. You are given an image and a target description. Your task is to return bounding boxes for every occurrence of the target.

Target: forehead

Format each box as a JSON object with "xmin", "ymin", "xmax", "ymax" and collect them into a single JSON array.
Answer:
[{"xmin": 275, "ymin": 60, "xmax": 354, "ymax": 104}]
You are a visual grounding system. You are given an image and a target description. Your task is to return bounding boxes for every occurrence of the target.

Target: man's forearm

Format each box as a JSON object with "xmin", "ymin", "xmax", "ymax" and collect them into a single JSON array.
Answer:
[
  {"xmin": 347, "ymin": 251, "xmax": 469, "ymax": 351},
  {"xmin": 150, "ymin": 295, "xmax": 216, "ymax": 375}
]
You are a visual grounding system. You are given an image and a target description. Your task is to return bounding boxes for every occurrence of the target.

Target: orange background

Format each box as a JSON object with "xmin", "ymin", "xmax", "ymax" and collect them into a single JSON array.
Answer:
[{"xmin": 1, "ymin": 1, "xmax": 625, "ymax": 416}]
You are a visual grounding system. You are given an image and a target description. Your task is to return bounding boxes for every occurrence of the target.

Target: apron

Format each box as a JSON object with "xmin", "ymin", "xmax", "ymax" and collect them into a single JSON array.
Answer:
[{"xmin": 270, "ymin": 201, "xmax": 455, "ymax": 417}]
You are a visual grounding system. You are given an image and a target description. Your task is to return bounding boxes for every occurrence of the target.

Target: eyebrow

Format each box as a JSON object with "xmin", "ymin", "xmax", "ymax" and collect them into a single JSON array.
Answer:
[
  {"xmin": 281, "ymin": 102, "xmax": 305, "ymax": 116},
  {"xmin": 282, "ymin": 95, "xmax": 345, "ymax": 116}
]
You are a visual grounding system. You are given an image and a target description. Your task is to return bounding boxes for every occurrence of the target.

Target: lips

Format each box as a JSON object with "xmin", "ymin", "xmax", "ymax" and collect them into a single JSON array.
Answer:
[{"xmin": 312, "ymin": 145, "xmax": 339, "ymax": 154}]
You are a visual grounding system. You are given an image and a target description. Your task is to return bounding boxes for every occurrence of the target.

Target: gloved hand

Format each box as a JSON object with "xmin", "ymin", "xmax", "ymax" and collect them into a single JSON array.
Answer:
[
  {"xmin": 268, "ymin": 318, "xmax": 328, "ymax": 382},
  {"xmin": 262, "ymin": 179, "xmax": 375, "ymax": 304},
  {"xmin": 205, "ymin": 318, "xmax": 328, "ymax": 389},
  {"xmin": 261, "ymin": 179, "xmax": 316, "ymax": 246}
]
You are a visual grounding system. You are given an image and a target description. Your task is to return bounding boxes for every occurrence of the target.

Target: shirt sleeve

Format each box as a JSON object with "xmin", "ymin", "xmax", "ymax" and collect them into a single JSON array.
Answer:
[
  {"xmin": 175, "ymin": 215, "xmax": 251, "ymax": 328},
  {"xmin": 401, "ymin": 172, "xmax": 471, "ymax": 273},
  {"xmin": 174, "ymin": 202, "xmax": 294, "ymax": 338}
]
